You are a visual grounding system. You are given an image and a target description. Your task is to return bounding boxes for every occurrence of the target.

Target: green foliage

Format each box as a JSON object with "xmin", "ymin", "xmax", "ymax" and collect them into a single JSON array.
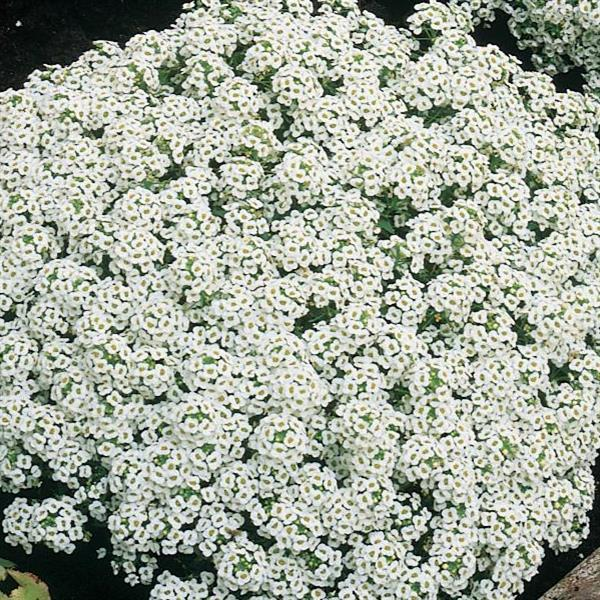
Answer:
[
  {"xmin": 0, "ymin": 565, "xmax": 51, "ymax": 600},
  {"xmin": 294, "ymin": 302, "xmax": 338, "ymax": 334}
]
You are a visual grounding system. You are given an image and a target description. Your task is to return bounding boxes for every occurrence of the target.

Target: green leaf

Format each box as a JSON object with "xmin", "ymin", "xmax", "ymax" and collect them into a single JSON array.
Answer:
[
  {"xmin": 377, "ymin": 217, "xmax": 395, "ymax": 234},
  {"xmin": 3, "ymin": 570, "xmax": 51, "ymax": 600},
  {"xmin": 0, "ymin": 559, "xmax": 14, "ymax": 585}
]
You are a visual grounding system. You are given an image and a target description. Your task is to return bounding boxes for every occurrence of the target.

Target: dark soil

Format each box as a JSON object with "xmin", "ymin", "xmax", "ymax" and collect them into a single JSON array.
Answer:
[
  {"xmin": 0, "ymin": 0, "xmax": 596, "ymax": 599},
  {"xmin": 0, "ymin": 0, "xmax": 184, "ymax": 91}
]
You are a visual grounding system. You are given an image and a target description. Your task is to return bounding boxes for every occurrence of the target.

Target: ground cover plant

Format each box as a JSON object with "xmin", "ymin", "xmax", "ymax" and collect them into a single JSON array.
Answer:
[
  {"xmin": 0, "ymin": 0, "xmax": 599, "ymax": 598},
  {"xmin": 462, "ymin": 0, "xmax": 600, "ymax": 97}
]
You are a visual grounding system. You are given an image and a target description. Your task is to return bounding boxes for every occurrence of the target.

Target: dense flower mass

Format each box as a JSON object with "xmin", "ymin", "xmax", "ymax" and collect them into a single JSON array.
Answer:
[
  {"xmin": 1, "ymin": 0, "xmax": 600, "ymax": 598},
  {"xmin": 462, "ymin": 0, "xmax": 600, "ymax": 96}
]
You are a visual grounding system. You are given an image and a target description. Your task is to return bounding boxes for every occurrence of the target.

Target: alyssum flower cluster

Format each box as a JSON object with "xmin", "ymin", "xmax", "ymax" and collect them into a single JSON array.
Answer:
[
  {"xmin": 461, "ymin": 0, "xmax": 600, "ymax": 96},
  {"xmin": 0, "ymin": 0, "xmax": 599, "ymax": 598}
]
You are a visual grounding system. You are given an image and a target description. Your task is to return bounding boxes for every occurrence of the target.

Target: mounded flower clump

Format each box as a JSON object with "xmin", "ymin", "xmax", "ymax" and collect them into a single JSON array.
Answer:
[
  {"xmin": 463, "ymin": 0, "xmax": 600, "ymax": 96},
  {"xmin": 0, "ymin": 0, "xmax": 599, "ymax": 598}
]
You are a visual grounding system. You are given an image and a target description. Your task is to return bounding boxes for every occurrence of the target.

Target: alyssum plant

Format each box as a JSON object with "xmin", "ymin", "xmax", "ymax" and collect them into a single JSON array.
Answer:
[
  {"xmin": 0, "ymin": 0, "xmax": 599, "ymax": 598},
  {"xmin": 462, "ymin": 0, "xmax": 600, "ymax": 97}
]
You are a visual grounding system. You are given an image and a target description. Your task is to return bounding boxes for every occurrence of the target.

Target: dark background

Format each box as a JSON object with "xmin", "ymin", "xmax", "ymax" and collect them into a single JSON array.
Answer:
[
  {"xmin": 0, "ymin": 0, "xmax": 594, "ymax": 599},
  {"xmin": 0, "ymin": 0, "xmax": 586, "ymax": 93}
]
